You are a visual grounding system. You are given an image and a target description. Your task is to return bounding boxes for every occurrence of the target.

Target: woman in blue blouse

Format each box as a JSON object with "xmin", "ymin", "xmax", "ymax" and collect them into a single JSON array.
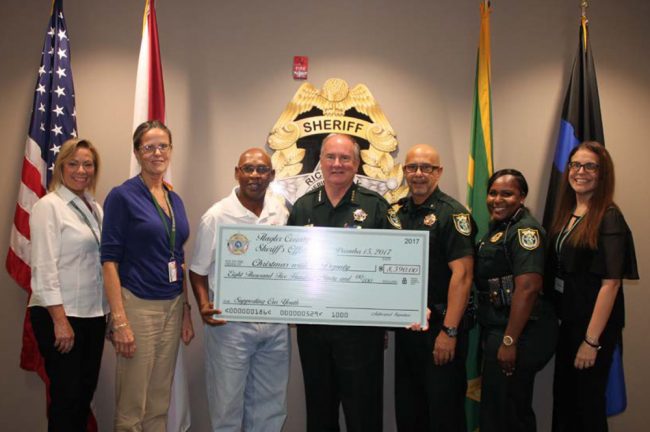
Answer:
[{"xmin": 101, "ymin": 120, "xmax": 194, "ymax": 431}]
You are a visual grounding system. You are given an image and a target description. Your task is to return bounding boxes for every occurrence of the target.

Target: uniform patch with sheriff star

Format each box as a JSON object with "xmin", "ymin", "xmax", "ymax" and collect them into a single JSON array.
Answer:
[
  {"xmin": 518, "ymin": 228, "xmax": 540, "ymax": 250},
  {"xmin": 453, "ymin": 213, "xmax": 472, "ymax": 236}
]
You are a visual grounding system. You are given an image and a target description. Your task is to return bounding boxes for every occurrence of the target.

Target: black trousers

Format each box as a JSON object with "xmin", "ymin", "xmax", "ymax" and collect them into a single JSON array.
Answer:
[
  {"xmin": 394, "ymin": 322, "xmax": 469, "ymax": 432},
  {"xmin": 30, "ymin": 307, "xmax": 106, "ymax": 432},
  {"xmin": 552, "ymin": 322, "xmax": 619, "ymax": 432},
  {"xmin": 479, "ymin": 315, "xmax": 558, "ymax": 432},
  {"xmin": 297, "ymin": 324, "xmax": 384, "ymax": 432}
]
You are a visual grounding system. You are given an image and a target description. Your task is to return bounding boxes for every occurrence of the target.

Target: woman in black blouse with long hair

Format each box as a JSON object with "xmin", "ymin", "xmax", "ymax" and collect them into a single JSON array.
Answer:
[{"xmin": 548, "ymin": 141, "xmax": 638, "ymax": 432}]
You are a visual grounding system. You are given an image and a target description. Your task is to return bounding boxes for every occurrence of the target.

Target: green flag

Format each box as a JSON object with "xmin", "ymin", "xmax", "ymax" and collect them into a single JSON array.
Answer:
[{"xmin": 465, "ymin": 1, "xmax": 494, "ymax": 430}]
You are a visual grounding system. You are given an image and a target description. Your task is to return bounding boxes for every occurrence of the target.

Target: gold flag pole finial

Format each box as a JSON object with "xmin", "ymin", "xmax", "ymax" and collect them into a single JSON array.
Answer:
[{"xmin": 580, "ymin": 0, "xmax": 588, "ymax": 18}]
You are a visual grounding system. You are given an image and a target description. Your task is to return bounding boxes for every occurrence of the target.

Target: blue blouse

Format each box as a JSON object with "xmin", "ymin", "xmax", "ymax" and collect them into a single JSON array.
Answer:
[{"xmin": 101, "ymin": 176, "xmax": 190, "ymax": 300}]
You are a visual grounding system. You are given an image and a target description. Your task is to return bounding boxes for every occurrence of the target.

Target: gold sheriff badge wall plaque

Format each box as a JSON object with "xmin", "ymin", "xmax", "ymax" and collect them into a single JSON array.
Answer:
[{"xmin": 267, "ymin": 78, "xmax": 408, "ymax": 204}]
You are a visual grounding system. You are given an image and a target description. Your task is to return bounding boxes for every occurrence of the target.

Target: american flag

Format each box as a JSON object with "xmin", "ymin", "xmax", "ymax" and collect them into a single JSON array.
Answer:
[
  {"xmin": 7, "ymin": 0, "xmax": 78, "ymax": 294},
  {"xmin": 5, "ymin": 1, "xmax": 90, "ymax": 428}
]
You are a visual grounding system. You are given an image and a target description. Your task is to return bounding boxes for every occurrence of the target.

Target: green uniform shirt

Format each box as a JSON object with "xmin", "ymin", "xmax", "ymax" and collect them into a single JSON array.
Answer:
[
  {"xmin": 288, "ymin": 183, "xmax": 390, "ymax": 229},
  {"xmin": 475, "ymin": 207, "xmax": 545, "ymax": 283},
  {"xmin": 388, "ymin": 188, "xmax": 475, "ymax": 307},
  {"xmin": 475, "ymin": 207, "xmax": 546, "ymax": 326}
]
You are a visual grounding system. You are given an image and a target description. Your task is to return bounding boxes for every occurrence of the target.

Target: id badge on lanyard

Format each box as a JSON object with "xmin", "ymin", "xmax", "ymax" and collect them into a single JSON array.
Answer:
[
  {"xmin": 168, "ymin": 259, "xmax": 178, "ymax": 283},
  {"xmin": 554, "ymin": 277, "xmax": 564, "ymax": 294}
]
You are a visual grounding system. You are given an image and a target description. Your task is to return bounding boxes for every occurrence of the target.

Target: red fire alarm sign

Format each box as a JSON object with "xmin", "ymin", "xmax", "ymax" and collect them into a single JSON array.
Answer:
[{"xmin": 293, "ymin": 56, "xmax": 308, "ymax": 80}]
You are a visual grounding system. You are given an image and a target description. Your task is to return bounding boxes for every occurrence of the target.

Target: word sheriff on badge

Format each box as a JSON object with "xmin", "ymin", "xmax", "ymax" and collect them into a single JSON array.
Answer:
[{"xmin": 267, "ymin": 78, "xmax": 409, "ymax": 205}]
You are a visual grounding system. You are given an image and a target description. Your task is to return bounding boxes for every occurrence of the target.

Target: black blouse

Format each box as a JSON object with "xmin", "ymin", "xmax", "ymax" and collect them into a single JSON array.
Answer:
[{"xmin": 547, "ymin": 206, "xmax": 639, "ymax": 328}]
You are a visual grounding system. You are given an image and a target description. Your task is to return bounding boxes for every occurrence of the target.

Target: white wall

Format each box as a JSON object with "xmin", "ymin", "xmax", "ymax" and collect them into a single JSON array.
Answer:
[{"xmin": 1, "ymin": 1, "xmax": 648, "ymax": 430}]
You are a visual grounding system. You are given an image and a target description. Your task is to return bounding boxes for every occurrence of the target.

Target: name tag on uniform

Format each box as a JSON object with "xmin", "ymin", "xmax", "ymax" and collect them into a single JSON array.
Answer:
[
  {"xmin": 554, "ymin": 277, "xmax": 564, "ymax": 294},
  {"xmin": 168, "ymin": 259, "xmax": 178, "ymax": 283}
]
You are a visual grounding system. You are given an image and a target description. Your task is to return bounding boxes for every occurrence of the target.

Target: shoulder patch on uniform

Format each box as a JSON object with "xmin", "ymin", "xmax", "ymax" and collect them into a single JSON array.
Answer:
[
  {"xmin": 452, "ymin": 213, "xmax": 472, "ymax": 236},
  {"xmin": 518, "ymin": 228, "xmax": 540, "ymax": 250},
  {"xmin": 387, "ymin": 206, "xmax": 402, "ymax": 229}
]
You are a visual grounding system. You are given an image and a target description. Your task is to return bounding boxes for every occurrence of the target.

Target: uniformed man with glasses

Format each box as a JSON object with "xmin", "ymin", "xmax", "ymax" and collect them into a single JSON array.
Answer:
[{"xmin": 387, "ymin": 144, "xmax": 476, "ymax": 432}]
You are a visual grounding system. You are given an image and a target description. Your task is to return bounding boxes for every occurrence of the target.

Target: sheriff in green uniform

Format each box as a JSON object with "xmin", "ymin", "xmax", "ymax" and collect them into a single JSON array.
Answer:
[
  {"xmin": 388, "ymin": 144, "xmax": 475, "ymax": 432},
  {"xmin": 288, "ymin": 134, "xmax": 389, "ymax": 432},
  {"xmin": 474, "ymin": 169, "xmax": 557, "ymax": 432}
]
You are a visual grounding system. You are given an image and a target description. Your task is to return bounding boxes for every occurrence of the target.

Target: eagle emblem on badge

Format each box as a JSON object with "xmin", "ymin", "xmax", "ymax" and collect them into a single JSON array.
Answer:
[
  {"xmin": 353, "ymin": 208, "xmax": 368, "ymax": 222},
  {"xmin": 387, "ymin": 206, "xmax": 402, "ymax": 229},
  {"xmin": 518, "ymin": 228, "xmax": 540, "ymax": 250},
  {"xmin": 267, "ymin": 78, "xmax": 409, "ymax": 204},
  {"xmin": 453, "ymin": 213, "xmax": 472, "ymax": 236},
  {"xmin": 490, "ymin": 232, "xmax": 504, "ymax": 243},
  {"xmin": 423, "ymin": 213, "xmax": 437, "ymax": 226}
]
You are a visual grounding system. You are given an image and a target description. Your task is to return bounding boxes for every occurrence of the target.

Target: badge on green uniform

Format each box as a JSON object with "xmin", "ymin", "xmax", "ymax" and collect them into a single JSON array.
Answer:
[
  {"xmin": 518, "ymin": 228, "xmax": 540, "ymax": 250},
  {"xmin": 423, "ymin": 213, "xmax": 437, "ymax": 226},
  {"xmin": 353, "ymin": 209, "xmax": 368, "ymax": 222},
  {"xmin": 453, "ymin": 213, "xmax": 472, "ymax": 236},
  {"xmin": 490, "ymin": 231, "xmax": 504, "ymax": 243}
]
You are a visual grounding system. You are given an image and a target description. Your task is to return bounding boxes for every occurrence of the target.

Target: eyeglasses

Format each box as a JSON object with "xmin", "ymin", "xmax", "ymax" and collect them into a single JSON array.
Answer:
[
  {"xmin": 404, "ymin": 164, "xmax": 440, "ymax": 174},
  {"xmin": 567, "ymin": 161, "xmax": 599, "ymax": 173},
  {"xmin": 238, "ymin": 165, "xmax": 272, "ymax": 175},
  {"xmin": 140, "ymin": 143, "xmax": 171, "ymax": 154}
]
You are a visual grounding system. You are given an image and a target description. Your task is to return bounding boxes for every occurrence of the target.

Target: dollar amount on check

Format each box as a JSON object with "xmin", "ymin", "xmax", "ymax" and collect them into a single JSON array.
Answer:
[{"xmin": 213, "ymin": 225, "xmax": 429, "ymax": 327}]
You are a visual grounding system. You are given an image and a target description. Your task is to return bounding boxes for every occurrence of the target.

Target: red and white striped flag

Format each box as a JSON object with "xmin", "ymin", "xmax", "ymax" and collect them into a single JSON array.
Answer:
[
  {"xmin": 131, "ymin": 1, "xmax": 189, "ymax": 430},
  {"xmin": 6, "ymin": 1, "xmax": 97, "ymax": 430}
]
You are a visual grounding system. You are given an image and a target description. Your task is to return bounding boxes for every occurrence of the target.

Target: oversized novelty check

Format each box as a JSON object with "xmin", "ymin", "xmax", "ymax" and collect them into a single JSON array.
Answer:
[{"xmin": 213, "ymin": 225, "xmax": 429, "ymax": 327}]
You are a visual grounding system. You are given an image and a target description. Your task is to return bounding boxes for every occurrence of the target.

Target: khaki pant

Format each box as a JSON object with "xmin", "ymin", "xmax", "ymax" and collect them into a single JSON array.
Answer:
[{"xmin": 114, "ymin": 288, "xmax": 183, "ymax": 432}]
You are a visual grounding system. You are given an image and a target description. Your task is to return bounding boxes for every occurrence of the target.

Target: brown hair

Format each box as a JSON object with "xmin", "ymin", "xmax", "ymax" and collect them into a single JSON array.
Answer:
[
  {"xmin": 132, "ymin": 120, "xmax": 172, "ymax": 151},
  {"xmin": 550, "ymin": 141, "xmax": 616, "ymax": 249},
  {"xmin": 49, "ymin": 139, "xmax": 100, "ymax": 193}
]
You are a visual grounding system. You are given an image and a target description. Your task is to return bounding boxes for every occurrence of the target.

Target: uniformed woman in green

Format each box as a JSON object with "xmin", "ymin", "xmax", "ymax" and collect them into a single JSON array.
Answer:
[{"xmin": 475, "ymin": 169, "xmax": 558, "ymax": 432}]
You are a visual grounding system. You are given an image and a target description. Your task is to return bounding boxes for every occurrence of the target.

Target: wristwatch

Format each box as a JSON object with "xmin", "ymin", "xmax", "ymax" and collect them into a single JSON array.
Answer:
[
  {"xmin": 502, "ymin": 335, "xmax": 515, "ymax": 346},
  {"xmin": 441, "ymin": 325, "xmax": 458, "ymax": 338}
]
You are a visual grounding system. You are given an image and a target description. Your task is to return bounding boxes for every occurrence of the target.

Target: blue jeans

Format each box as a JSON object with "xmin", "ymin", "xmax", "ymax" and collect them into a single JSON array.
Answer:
[{"xmin": 204, "ymin": 322, "xmax": 290, "ymax": 432}]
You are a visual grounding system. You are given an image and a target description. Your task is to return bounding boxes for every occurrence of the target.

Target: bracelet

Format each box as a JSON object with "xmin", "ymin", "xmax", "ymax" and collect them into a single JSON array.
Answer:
[
  {"xmin": 583, "ymin": 336, "xmax": 602, "ymax": 350},
  {"xmin": 183, "ymin": 301, "xmax": 192, "ymax": 310},
  {"xmin": 112, "ymin": 322, "xmax": 129, "ymax": 331}
]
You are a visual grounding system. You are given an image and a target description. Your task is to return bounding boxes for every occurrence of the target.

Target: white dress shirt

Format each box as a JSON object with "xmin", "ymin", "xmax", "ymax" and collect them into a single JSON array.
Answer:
[
  {"xmin": 28, "ymin": 185, "xmax": 108, "ymax": 317},
  {"xmin": 190, "ymin": 187, "xmax": 289, "ymax": 291}
]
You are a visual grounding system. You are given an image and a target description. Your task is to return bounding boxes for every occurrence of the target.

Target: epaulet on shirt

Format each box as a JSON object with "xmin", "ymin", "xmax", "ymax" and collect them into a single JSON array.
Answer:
[
  {"xmin": 437, "ymin": 192, "xmax": 466, "ymax": 212},
  {"xmin": 355, "ymin": 185, "xmax": 386, "ymax": 201}
]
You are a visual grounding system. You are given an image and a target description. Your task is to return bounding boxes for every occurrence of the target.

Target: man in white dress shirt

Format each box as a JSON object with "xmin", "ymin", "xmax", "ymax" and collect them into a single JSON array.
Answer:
[{"xmin": 190, "ymin": 148, "xmax": 290, "ymax": 432}]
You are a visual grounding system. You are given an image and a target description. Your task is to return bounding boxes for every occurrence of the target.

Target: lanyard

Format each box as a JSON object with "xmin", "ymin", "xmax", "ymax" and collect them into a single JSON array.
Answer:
[
  {"xmin": 140, "ymin": 176, "xmax": 176, "ymax": 259},
  {"xmin": 56, "ymin": 189, "xmax": 101, "ymax": 248},
  {"xmin": 555, "ymin": 214, "xmax": 583, "ymax": 257}
]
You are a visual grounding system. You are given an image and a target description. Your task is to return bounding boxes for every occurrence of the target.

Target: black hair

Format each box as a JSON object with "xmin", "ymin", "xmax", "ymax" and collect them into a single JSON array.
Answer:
[{"xmin": 487, "ymin": 168, "xmax": 528, "ymax": 197}]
